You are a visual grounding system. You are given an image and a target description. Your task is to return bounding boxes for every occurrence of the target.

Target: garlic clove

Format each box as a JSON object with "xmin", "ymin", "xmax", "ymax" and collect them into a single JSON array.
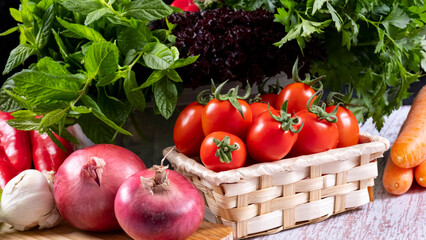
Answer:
[{"xmin": 0, "ymin": 169, "xmax": 62, "ymax": 231}]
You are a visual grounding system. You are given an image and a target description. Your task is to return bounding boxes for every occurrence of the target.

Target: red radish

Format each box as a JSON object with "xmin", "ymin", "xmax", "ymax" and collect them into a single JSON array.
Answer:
[
  {"xmin": 31, "ymin": 131, "xmax": 74, "ymax": 173},
  {"xmin": 114, "ymin": 157, "xmax": 204, "ymax": 240},
  {"xmin": 53, "ymin": 144, "xmax": 146, "ymax": 232}
]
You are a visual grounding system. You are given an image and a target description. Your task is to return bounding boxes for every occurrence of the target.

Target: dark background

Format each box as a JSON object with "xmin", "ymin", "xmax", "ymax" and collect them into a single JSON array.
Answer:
[
  {"xmin": 0, "ymin": 1, "xmax": 20, "ymax": 82},
  {"xmin": 0, "ymin": 1, "xmax": 424, "ymax": 104}
]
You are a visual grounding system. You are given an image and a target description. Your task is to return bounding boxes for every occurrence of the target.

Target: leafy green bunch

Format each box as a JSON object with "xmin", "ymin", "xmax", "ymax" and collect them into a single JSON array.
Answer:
[
  {"xmin": 274, "ymin": 0, "xmax": 426, "ymax": 129},
  {"xmin": 200, "ymin": 0, "xmax": 426, "ymax": 130},
  {"xmin": 0, "ymin": 0, "xmax": 197, "ymax": 145}
]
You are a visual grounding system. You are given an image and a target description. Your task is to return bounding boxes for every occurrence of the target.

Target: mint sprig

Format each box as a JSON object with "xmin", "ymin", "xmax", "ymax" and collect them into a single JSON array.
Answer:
[{"xmin": 0, "ymin": 0, "xmax": 198, "ymax": 144}]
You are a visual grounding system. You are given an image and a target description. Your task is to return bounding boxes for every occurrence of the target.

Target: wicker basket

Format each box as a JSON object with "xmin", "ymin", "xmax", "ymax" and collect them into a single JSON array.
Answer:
[{"xmin": 163, "ymin": 132, "xmax": 389, "ymax": 239}]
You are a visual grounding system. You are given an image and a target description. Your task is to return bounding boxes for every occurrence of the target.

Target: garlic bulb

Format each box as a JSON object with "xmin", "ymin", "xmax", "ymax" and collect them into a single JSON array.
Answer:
[{"xmin": 0, "ymin": 169, "xmax": 62, "ymax": 231}]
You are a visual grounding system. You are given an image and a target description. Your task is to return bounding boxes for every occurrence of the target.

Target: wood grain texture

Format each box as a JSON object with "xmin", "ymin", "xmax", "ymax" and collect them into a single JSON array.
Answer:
[{"xmin": 0, "ymin": 222, "xmax": 233, "ymax": 240}]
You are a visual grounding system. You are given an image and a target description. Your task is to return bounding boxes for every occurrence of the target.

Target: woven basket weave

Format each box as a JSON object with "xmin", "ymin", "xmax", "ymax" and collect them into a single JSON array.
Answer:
[{"xmin": 163, "ymin": 132, "xmax": 389, "ymax": 239}]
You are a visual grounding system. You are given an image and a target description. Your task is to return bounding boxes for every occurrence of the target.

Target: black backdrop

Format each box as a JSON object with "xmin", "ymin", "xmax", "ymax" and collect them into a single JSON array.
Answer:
[{"xmin": 0, "ymin": 1, "xmax": 20, "ymax": 83}]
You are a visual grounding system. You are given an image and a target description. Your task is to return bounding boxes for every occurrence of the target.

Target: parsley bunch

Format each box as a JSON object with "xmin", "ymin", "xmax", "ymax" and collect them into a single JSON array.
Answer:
[{"xmin": 0, "ymin": 0, "xmax": 197, "ymax": 145}]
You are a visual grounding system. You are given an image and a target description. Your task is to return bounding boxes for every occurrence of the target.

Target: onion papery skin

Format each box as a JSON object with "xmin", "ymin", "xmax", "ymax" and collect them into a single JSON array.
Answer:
[
  {"xmin": 114, "ymin": 169, "xmax": 204, "ymax": 240},
  {"xmin": 53, "ymin": 144, "xmax": 146, "ymax": 232}
]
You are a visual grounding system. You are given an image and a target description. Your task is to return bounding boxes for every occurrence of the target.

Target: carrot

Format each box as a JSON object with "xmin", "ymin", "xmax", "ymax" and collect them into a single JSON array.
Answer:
[
  {"xmin": 391, "ymin": 85, "xmax": 426, "ymax": 168},
  {"xmin": 414, "ymin": 160, "xmax": 426, "ymax": 187},
  {"xmin": 383, "ymin": 155, "xmax": 413, "ymax": 195}
]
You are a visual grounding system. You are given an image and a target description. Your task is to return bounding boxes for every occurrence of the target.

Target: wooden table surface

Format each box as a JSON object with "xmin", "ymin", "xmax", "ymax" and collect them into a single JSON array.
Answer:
[{"xmin": 249, "ymin": 106, "xmax": 425, "ymax": 240}]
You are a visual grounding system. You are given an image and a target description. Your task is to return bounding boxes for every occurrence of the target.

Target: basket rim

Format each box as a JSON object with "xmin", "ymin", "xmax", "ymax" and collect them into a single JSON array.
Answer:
[{"xmin": 163, "ymin": 132, "xmax": 389, "ymax": 186}]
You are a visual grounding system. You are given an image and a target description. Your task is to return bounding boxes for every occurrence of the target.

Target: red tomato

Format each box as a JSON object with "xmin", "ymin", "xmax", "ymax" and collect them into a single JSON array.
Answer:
[
  {"xmin": 202, "ymin": 99, "xmax": 252, "ymax": 140},
  {"xmin": 250, "ymin": 102, "xmax": 275, "ymax": 120},
  {"xmin": 260, "ymin": 93, "xmax": 278, "ymax": 106},
  {"xmin": 325, "ymin": 105, "xmax": 359, "ymax": 148},
  {"xmin": 173, "ymin": 102, "xmax": 205, "ymax": 157},
  {"xmin": 200, "ymin": 131, "xmax": 246, "ymax": 172},
  {"xmin": 246, "ymin": 110, "xmax": 301, "ymax": 162},
  {"xmin": 289, "ymin": 110, "xmax": 339, "ymax": 156},
  {"xmin": 275, "ymin": 83, "xmax": 316, "ymax": 115}
]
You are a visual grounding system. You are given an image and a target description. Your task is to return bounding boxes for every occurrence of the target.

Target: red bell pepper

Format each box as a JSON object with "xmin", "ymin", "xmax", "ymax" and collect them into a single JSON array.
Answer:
[
  {"xmin": 0, "ymin": 152, "xmax": 18, "ymax": 189},
  {"xmin": 171, "ymin": 0, "xmax": 200, "ymax": 12},
  {"xmin": 30, "ymin": 131, "xmax": 74, "ymax": 173},
  {"xmin": 0, "ymin": 111, "xmax": 32, "ymax": 173}
]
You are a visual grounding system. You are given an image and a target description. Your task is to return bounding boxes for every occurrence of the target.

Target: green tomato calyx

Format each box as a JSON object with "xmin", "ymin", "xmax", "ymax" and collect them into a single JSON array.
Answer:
[
  {"xmin": 211, "ymin": 79, "xmax": 251, "ymax": 119},
  {"xmin": 269, "ymin": 101, "xmax": 303, "ymax": 133},
  {"xmin": 213, "ymin": 135, "xmax": 239, "ymax": 164}
]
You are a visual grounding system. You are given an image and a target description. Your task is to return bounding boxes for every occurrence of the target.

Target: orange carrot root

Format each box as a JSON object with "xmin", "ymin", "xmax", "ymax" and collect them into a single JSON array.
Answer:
[
  {"xmin": 383, "ymin": 156, "xmax": 413, "ymax": 195},
  {"xmin": 391, "ymin": 85, "xmax": 426, "ymax": 169},
  {"xmin": 414, "ymin": 160, "xmax": 426, "ymax": 187}
]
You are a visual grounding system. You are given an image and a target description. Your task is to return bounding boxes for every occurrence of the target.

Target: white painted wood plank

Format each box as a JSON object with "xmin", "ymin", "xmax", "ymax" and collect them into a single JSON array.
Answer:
[{"xmin": 249, "ymin": 106, "xmax": 426, "ymax": 240}]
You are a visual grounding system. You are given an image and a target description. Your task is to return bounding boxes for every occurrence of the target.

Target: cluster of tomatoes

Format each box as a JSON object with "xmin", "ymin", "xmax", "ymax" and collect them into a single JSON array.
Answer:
[{"xmin": 173, "ymin": 79, "xmax": 360, "ymax": 172}]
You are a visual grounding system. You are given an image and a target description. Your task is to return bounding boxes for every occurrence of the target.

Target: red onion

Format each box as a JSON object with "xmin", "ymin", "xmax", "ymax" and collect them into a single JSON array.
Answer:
[
  {"xmin": 114, "ymin": 163, "xmax": 204, "ymax": 240},
  {"xmin": 53, "ymin": 144, "xmax": 146, "ymax": 232}
]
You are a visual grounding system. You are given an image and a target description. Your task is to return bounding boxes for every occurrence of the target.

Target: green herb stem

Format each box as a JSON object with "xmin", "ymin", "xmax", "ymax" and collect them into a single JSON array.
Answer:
[
  {"xmin": 73, "ymin": 76, "xmax": 94, "ymax": 106},
  {"xmin": 99, "ymin": 0, "xmax": 133, "ymax": 25}
]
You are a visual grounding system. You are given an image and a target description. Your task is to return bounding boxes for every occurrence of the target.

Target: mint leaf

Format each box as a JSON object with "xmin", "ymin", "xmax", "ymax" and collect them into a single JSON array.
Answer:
[
  {"xmin": 153, "ymin": 78, "xmax": 178, "ymax": 119},
  {"xmin": 77, "ymin": 113, "xmax": 117, "ymax": 144},
  {"xmin": 81, "ymin": 95, "xmax": 132, "ymax": 135},
  {"xmin": 124, "ymin": 70, "xmax": 146, "ymax": 112},
  {"xmin": 172, "ymin": 55, "xmax": 199, "ymax": 68},
  {"xmin": 60, "ymin": 0, "xmax": 104, "ymax": 15},
  {"xmin": 37, "ymin": 0, "xmax": 55, "ymax": 11},
  {"xmin": 84, "ymin": 42, "xmax": 119, "ymax": 85},
  {"xmin": 45, "ymin": 130, "xmax": 67, "ymax": 152},
  {"xmin": 98, "ymin": 88, "xmax": 132, "ymax": 126},
  {"xmin": 135, "ymin": 70, "xmax": 166, "ymax": 90},
  {"xmin": 142, "ymin": 42, "xmax": 174, "ymax": 70},
  {"xmin": 117, "ymin": 25, "xmax": 152, "ymax": 54},
  {"xmin": 3, "ymin": 44, "xmax": 37, "ymax": 75},
  {"xmin": 70, "ymin": 101, "xmax": 92, "ymax": 114},
  {"xmin": 8, "ymin": 110, "xmax": 40, "ymax": 131},
  {"xmin": 7, "ymin": 118, "xmax": 41, "ymax": 131},
  {"xmin": 85, "ymin": 8, "xmax": 112, "ymax": 26},
  {"xmin": 122, "ymin": 0, "xmax": 173, "ymax": 22},
  {"xmin": 11, "ymin": 70, "xmax": 82, "ymax": 109},
  {"xmin": 36, "ymin": 5, "xmax": 55, "ymax": 49},
  {"xmin": 167, "ymin": 69, "xmax": 182, "ymax": 82},
  {"xmin": 34, "ymin": 57, "xmax": 70, "ymax": 76},
  {"xmin": 0, "ymin": 79, "xmax": 21, "ymax": 112},
  {"xmin": 39, "ymin": 108, "xmax": 69, "ymax": 130},
  {"xmin": 4, "ymin": 89, "xmax": 33, "ymax": 111},
  {"xmin": 57, "ymin": 18, "xmax": 106, "ymax": 42},
  {"xmin": 11, "ymin": 110, "xmax": 37, "ymax": 119},
  {"xmin": 0, "ymin": 26, "xmax": 18, "ymax": 36},
  {"xmin": 9, "ymin": 8, "xmax": 22, "ymax": 22}
]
